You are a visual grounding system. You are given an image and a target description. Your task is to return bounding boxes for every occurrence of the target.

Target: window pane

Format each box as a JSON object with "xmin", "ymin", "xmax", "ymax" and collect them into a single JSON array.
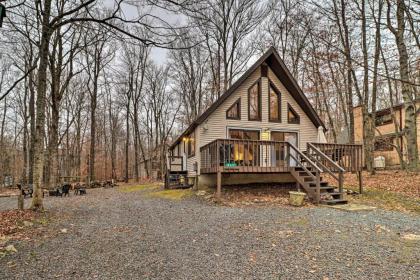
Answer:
[
  {"xmin": 288, "ymin": 106, "xmax": 299, "ymax": 124},
  {"xmin": 374, "ymin": 136, "xmax": 395, "ymax": 151},
  {"xmin": 244, "ymin": 130, "xmax": 260, "ymax": 140},
  {"xmin": 284, "ymin": 132, "xmax": 298, "ymax": 145},
  {"xmin": 249, "ymin": 83, "xmax": 260, "ymax": 120},
  {"xmin": 188, "ymin": 132, "xmax": 195, "ymax": 156},
  {"xmin": 227, "ymin": 101, "xmax": 239, "ymax": 119},
  {"xmin": 270, "ymin": 86, "xmax": 279, "ymax": 121},
  {"xmin": 229, "ymin": 129, "xmax": 242, "ymax": 139},
  {"xmin": 271, "ymin": 132, "xmax": 284, "ymax": 141}
]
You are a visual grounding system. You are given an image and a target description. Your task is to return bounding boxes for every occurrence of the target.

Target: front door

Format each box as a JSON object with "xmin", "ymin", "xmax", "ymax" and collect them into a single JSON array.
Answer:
[{"xmin": 271, "ymin": 131, "xmax": 298, "ymax": 166}]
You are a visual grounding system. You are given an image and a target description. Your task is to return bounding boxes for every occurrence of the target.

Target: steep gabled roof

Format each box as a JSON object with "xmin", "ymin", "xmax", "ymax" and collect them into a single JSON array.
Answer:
[{"xmin": 170, "ymin": 47, "xmax": 325, "ymax": 149}]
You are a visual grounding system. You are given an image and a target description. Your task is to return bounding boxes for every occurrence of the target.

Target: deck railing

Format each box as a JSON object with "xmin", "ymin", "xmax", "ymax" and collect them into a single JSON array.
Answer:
[
  {"xmin": 307, "ymin": 143, "xmax": 345, "ymax": 194},
  {"xmin": 200, "ymin": 139, "xmax": 291, "ymax": 173},
  {"xmin": 167, "ymin": 155, "xmax": 184, "ymax": 172},
  {"xmin": 308, "ymin": 143, "xmax": 363, "ymax": 172},
  {"xmin": 308, "ymin": 142, "xmax": 364, "ymax": 194}
]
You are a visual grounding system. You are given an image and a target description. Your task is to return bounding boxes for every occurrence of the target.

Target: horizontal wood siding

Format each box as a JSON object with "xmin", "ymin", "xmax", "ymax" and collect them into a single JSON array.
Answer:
[
  {"xmin": 172, "ymin": 129, "xmax": 198, "ymax": 176},
  {"xmin": 186, "ymin": 127, "xmax": 198, "ymax": 176},
  {"xmin": 194, "ymin": 66, "xmax": 318, "ymax": 175}
]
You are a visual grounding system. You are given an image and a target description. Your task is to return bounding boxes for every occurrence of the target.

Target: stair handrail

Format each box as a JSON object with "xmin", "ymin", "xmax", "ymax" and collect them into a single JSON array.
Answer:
[
  {"xmin": 289, "ymin": 143, "xmax": 322, "ymax": 173},
  {"xmin": 307, "ymin": 143, "xmax": 345, "ymax": 194},
  {"xmin": 288, "ymin": 143, "xmax": 322, "ymax": 204}
]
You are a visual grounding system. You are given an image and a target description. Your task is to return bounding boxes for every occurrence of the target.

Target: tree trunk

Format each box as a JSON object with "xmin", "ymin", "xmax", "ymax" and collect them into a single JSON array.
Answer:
[
  {"xmin": 133, "ymin": 106, "xmax": 140, "ymax": 182},
  {"xmin": 125, "ymin": 102, "xmax": 130, "ymax": 183},
  {"xmin": 31, "ymin": 0, "xmax": 53, "ymax": 210},
  {"xmin": 28, "ymin": 65, "xmax": 36, "ymax": 185},
  {"xmin": 89, "ymin": 94, "xmax": 96, "ymax": 183},
  {"xmin": 387, "ymin": 0, "xmax": 418, "ymax": 170}
]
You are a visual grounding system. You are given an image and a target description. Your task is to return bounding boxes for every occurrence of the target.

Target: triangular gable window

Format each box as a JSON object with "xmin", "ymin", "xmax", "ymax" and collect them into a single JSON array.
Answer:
[
  {"xmin": 226, "ymin": 98, "xmax": 241, "ymax": 120},
  {"xmin": 288, "ymin": 104, "xmax": 300, "ymax": 124},
  {"xmin": 269, "ymin": 81, "xmax": 281, "ymax": 122}
]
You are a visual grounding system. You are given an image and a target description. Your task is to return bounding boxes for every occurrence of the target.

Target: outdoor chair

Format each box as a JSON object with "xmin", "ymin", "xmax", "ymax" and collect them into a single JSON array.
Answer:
[
  {"xmin": 18, "ymin": 184, "xmax": 33, "ymax": 198},
  {"xmin": 74, "ymin": 185, "xmax": 87, "ymax": 195},
  {"xmin": 61, "ymin": 184, "xmax": 71, "ymax": 197},
  {"xmin": 49, "ymin": 188, "xmax": 62, "ymax": 196}
]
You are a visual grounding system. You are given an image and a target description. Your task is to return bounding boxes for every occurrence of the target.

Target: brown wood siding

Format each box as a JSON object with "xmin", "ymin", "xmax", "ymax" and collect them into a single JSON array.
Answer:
[{"xmin": 353, "ymin": 100, "xmax": 420, "ymax": 166}]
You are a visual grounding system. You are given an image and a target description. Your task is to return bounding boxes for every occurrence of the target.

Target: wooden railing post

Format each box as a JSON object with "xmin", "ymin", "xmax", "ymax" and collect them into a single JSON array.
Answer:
[{"xmin": 316, "ymin": 172, "xmax": 321, "ymax": 204}]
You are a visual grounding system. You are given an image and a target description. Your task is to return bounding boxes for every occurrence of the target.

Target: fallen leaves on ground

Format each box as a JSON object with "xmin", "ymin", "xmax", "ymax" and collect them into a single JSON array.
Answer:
[
  {"xmin": 0, "ymin": 210, "xmax": 38, "ymax": 236},
  {"xmin": 215, "ymin": 184, "xmax": 311, "ymax": 207},
  {"xmin": 324, "ymin": 170, "xmax": 420, "ymax": 213},
  {"xmin": 0, "ymin": 209, "xmax": 49, "ymax": 258},
  {"xmin": 331, "ymin": 170, "xmax": 420, "ymax": 196}
]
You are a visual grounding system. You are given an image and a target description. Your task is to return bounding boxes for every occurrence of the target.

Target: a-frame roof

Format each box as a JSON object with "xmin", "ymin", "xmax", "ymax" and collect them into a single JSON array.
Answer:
[{"xmin": 170, "ymin": 47, "xmax": 325, "ymax": 149}]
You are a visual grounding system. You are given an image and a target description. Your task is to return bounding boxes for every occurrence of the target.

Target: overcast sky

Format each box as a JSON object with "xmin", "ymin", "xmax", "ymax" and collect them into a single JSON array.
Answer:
[{"xmin": 103, "ymin": 0, "xmax": 186, "ymax": 65}]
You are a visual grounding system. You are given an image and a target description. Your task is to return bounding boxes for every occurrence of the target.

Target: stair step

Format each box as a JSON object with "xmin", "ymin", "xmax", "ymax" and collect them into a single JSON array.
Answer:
[
  {"xmin": 293, "ymin": 166, "xmax": 313, "ymax": 172},
  {"xmin": 328, "ymin": 192, "xmax": 344, "ymax": 198},
  {"xmin": 308, "ymin": 182, "xmax": 329, "ymax": 187},
  {"xmin": 303, "ymin": 177, "xmax": 323, "ymax": 182},
  {"xmin": 308, "ymin": 185, "xmax": 334, "ymax": 191},
  {"xmin": 320, "ymin": 199, "xmax": 348, "ymax": 205},
  {"xmin": 299, "ymin": 171, "xmax": 317, "ymax": 176}
]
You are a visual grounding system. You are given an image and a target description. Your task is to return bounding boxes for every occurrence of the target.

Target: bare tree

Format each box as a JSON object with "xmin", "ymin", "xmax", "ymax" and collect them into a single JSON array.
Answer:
[{"xmin": 386, "ymin": 0, "xmax": 418, "ymax": 170}]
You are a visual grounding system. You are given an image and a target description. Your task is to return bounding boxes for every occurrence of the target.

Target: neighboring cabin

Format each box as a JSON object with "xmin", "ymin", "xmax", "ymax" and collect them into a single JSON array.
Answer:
[
  {"xmin": 167, "ymin": 47, "xmax": 362, "ymax": 204},
  {"xmin": 353, "ymin": 100, "xmax": 420, "ymax": 167},
  {"xmin": 139, "ymin": 157, "xmax": 161, "ymax": 180},
  {"xmin": 139, "ymin": 145, "xmax": 168, "ymax": 180}
]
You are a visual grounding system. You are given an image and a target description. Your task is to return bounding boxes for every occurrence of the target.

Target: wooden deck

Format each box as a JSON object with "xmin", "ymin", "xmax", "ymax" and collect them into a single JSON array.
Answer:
[
  {"xmin": 198, "ymin": 139, "xmax": 364, "ymax": 203},
  {"xmin": 166, "ymin": 139, "xmax": 364, "ymax": 203},
  {"xmin": 200, "ymin": 139, "xmax": 293, "ymax": 174}
]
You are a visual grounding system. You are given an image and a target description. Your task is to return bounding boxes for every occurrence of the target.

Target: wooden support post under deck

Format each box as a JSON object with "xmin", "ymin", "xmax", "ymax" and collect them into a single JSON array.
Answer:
[
  {"xmin": 193, "ymin": 175, "xmax": 199, "ymax": 190},
  {"xmin": 216, "ymin": 170, "xmax": 222, "ymax": 201},
  {"xmin": 358, "ymin": 171, "xmax": 363, "ymax": 194}
]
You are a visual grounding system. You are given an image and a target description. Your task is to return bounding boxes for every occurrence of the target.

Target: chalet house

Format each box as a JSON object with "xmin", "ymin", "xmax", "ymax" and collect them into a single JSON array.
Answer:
[
  {"xmin": 353, "ymin": 100, "xmax": 420, "ymax": 167},
  {"xmin": 167, "ymin": 47, "xmax": 363, "ymax": 204}
]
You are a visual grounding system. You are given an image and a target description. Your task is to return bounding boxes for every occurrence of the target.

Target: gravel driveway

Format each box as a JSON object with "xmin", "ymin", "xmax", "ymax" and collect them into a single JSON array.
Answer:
[{"xmin": 1, "ymin": 186, "xmax": 419, "ymax": 280}]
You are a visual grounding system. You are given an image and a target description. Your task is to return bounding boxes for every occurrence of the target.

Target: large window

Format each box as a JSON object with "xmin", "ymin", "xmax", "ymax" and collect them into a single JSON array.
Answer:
[
  {"xmin": 269, "ymin": 82, "xmax": 281, "ymax": 122},
  {"xmin": 226, "ymin": 98, "xmax": 241, "ymax": 120},
  {"xmin": 248, "ymin": 81, "xmax": 261, "ymax": 121},
  {"xmin": 187, "ymin": 132, "xmax": 195, "ymax": 157},
  {"xmin": 287, "ymin": 104, "xmax": 300, "ymax": 124},
  {"xmin": 228, "ymin": 129, "xmax": 260, "ymax": 165},
  {"xmin": 229, "ymin": 129, "xmax": 260, "ymax": 140}
]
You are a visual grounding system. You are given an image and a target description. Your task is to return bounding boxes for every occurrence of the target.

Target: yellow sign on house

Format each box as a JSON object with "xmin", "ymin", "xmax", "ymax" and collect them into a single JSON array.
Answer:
[{"xmin": 261, "ymin": 130, "xmax": 270, "ymax": 140}]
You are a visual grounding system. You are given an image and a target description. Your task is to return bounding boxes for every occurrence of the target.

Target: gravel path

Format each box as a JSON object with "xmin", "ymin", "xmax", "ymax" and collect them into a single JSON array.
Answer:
[{"xmin": 1, "ymin": 187, "xmax": 419, "ymax": 280}]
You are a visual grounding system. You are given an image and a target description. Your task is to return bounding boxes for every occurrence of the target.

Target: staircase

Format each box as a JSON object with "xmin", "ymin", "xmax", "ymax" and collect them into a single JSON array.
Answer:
[
  {"xmin": 288, "ymin": 143, "xmax": 348, "ymax": 205},
  {"xmin": 290, "ymin": 166, "xmax": 347, "ymax": 205}
]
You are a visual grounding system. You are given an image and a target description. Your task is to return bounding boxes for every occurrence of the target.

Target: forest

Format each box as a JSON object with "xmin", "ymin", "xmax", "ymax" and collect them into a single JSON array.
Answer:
[{"xmin": 0, "ymin": 0, "xmax": 418, "ymax": 210}]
